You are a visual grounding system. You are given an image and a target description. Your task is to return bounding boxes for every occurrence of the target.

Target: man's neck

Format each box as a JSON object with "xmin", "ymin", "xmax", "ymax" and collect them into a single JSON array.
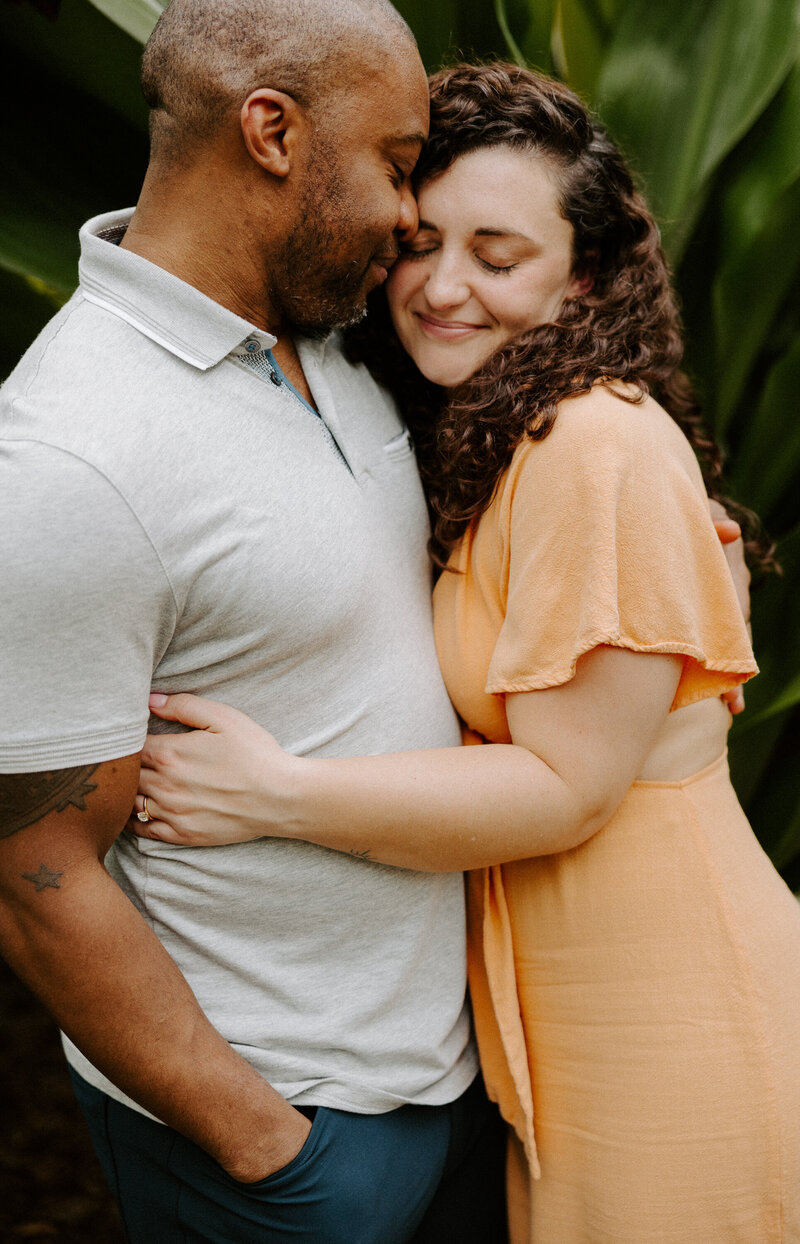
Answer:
[
  {"xmin": 122, "ymin": 167, "xmax": 315, "ymax": 401},
  {"xmin": 120, "ymin": 217, "xmax": 278, "ymax": 335},
  {"xmin": 120, "ymin": 161, "xmax": 284, "ymax": 336}
]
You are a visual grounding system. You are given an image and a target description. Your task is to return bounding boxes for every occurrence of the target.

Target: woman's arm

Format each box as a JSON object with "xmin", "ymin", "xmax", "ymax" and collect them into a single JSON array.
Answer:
[{"xmin": 134, "ymin": 645, "xmax": 682, "ymax": 870}]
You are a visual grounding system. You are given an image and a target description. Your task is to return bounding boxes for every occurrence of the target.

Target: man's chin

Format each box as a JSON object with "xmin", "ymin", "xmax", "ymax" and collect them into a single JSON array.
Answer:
[{"xmin": 292, "ymin": 300, "xmax": 368, "ymax": 339}]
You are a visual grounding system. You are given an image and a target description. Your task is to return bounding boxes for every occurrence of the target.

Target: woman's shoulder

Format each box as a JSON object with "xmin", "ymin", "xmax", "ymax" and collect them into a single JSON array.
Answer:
[
  {"xmin": 513, "ymin": 382, "xmax": 695, "ymax": 472},
  {"xmin": 560, "ymin": 381, "xmax": 682, "ymax": 440},
  {"xmin": 501, "ymin": 382, "xmax": 705, "ymax": 521}
]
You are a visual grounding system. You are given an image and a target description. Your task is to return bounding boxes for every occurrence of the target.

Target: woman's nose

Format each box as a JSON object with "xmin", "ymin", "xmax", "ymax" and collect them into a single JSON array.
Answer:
[{"xmin": 424, "ymin": 258, "xmax": 470, "ymax": 309}]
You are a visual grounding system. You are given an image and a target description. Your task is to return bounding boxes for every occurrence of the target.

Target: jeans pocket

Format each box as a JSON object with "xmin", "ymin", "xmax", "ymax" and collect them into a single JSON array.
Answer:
[{"xmin": 227, "ymin": 1106, "xmax": 327, "ymax": 1192}]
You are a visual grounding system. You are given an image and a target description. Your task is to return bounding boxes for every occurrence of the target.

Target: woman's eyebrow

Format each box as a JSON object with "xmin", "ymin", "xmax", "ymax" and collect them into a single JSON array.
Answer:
[
  {"xmin": 474, "ymin": 227, "xmax": 534, "ymax": 241},
  {"xmin": 413, "ymin": 220, "xmax": 535, "ymax": 242}
]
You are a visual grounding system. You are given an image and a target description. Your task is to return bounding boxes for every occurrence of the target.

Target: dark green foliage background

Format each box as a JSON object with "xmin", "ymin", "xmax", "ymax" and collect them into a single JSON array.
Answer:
[{"xmin": 2, "ymin": 0, "xmax": 798, "ymax": 882}]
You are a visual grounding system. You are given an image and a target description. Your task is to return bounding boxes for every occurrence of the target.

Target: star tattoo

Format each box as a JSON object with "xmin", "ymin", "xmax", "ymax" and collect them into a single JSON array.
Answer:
[
  {"xmin": 1, "ymin": 764, "xmax": 99, "ymax": 839},
  {"xmin": 21, "ymin": 863, "xmax": 64, "ymax": 892}
]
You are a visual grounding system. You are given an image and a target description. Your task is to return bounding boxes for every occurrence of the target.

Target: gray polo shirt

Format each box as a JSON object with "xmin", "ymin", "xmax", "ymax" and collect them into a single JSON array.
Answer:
[{"xmin": 0, "ymin": 209, "xmax": 477, "ymax": 1117}]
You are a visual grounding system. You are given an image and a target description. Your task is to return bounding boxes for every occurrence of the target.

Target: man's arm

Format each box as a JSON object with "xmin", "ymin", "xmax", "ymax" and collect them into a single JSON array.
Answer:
[{"xmin": 0, "ymin": 757, "xmax": 310, "ymax": 1182}]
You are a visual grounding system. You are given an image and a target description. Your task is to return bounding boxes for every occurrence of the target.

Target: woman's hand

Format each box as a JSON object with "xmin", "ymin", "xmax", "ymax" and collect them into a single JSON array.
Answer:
[{"xmin": 129, "ymin": 693, "xmax": 302, "ymax": 846}]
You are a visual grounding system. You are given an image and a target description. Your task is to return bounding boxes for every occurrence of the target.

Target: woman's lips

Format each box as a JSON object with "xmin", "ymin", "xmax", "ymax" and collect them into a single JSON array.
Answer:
[{"xmin": 414, "ymin": 313, "xmax": 485, "ymax": 339}]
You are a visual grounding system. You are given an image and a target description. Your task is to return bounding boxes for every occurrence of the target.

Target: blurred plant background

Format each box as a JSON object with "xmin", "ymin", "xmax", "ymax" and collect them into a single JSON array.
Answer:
[{"xmin": 2, "ymin": 0, "xmax": 800, "ymax": 885}]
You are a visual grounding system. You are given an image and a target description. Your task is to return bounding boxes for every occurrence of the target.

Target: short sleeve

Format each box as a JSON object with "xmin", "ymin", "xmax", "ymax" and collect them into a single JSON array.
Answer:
[
  {"xmin": 485, "ymin": 389, "xmax": 757, "ymax": 711},
  {"xmin": 0, "ymin": 440, "xmax": 176, "ymax": 771}
]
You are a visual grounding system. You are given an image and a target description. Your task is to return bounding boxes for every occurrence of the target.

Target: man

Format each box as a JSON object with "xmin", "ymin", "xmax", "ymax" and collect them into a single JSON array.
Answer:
[{"xmin": 0, "ymin": 1, "xmax": 507, "ymax": 1239}]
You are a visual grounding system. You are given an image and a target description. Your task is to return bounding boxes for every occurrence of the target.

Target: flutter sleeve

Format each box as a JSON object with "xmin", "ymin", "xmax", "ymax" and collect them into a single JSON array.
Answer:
[{"xmin": 485, "ymin": 387, "xmax": 757, "ymax": 710}]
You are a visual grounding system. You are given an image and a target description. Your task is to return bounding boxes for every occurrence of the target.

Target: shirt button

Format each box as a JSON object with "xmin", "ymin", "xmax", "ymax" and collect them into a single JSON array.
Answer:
[{"xmin": 270, "ymin": 371, "xmax": 282, "ymax": 386}]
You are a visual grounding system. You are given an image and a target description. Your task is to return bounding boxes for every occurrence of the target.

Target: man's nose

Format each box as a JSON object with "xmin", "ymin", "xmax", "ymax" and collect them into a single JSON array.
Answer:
[{"xmin": 396, "ymin": 182, "xmax": 418, "ymax": 239}]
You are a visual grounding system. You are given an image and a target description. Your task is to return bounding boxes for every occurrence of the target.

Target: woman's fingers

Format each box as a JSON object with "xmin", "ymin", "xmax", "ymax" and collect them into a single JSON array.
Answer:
[
  {"xmin": 148, "ymin": 691, "xmax": 235, "ymax": 731},
  {"xmin": 713, "ymin": 518, "xmax": 742, "ymax": 545},
  {"xmin": 128, "ymin": 816, "xmax": 184, "ymax": 844},
  {"xmin": 128, "ymin": 794, "xmax": 186, "ymax": 843},
  {"xmin": 721, "ymin": 686, "xmax": 746, "ymax": 715}
]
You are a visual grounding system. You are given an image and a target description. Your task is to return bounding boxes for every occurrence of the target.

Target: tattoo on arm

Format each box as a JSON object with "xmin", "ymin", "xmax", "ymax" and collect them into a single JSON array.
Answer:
[
  {"xmin": 21, "ymin": 863, "xmax": 64, "ymax": 891},
  {"xmin": 0, "ymin": 766, "xmax": 99, "ymax": 839},
  {"xmin": 348, "ymin": 848, "xmax": 374, "ymax": 862}
]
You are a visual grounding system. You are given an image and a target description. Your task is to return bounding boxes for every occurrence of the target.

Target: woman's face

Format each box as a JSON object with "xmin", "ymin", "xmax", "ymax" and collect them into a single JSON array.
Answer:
[{"xmin": 387, "ymin": 146, "xmax": 582, "ymax": 388}]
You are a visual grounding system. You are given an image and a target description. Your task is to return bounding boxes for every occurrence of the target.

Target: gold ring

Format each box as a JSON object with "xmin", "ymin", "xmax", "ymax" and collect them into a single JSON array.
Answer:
[{"xmin": 136, "ymin": 796, "xmax": 152, "ymax": 824}]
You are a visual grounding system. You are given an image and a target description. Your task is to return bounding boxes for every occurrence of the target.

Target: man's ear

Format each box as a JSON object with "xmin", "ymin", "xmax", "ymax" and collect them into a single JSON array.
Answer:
[{"xmin": 240, "ymin": 89, "xmax": 306, "ymax": 178}]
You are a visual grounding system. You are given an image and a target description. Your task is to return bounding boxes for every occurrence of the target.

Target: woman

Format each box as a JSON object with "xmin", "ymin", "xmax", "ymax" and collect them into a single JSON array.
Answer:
[{"xmin": 131, "ymin": 64, "xmax": 800, "ymax": 1241}]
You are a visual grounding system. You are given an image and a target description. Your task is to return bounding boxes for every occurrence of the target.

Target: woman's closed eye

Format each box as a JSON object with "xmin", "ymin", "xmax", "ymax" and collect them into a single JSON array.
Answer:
[
  {"xmin": 477, "ymin": 255, "xmax": 518, "ymax": 274},
  {"xmin": 399, "ymin": 244, "xmax": 518, "ymax": 273},
  {"xmin": 399, "ymin": 238, "xmax": 439, "ymax": 259}
]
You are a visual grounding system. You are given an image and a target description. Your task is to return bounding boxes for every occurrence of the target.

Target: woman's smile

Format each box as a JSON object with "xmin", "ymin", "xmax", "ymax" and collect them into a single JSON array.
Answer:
[{"xmin": 414, "ymin": 312, "xmax": 487, "ymax": 339}]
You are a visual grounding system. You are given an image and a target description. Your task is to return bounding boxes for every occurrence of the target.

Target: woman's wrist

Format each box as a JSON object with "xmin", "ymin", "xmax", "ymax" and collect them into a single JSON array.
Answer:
[{"xmin": 256, "ymin": 751, "xmax": 317, "ymax": 843}]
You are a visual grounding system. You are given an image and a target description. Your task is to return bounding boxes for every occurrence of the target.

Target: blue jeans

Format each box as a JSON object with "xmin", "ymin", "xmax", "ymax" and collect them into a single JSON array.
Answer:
[{"xmin": 70, "ymin": 1069, "xmax": 507, "ymax": 1243}]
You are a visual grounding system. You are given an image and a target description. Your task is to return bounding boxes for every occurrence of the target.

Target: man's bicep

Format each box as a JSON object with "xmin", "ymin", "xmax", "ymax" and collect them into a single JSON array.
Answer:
[{"xmin": 0, "ymin": 754, "xmax": 141, "ymax": 902}]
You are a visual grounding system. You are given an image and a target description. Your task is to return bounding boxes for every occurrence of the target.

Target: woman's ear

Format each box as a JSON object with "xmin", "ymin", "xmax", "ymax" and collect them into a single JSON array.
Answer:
[
  {"xmin": 240, "ymin": 89, "xmax": 306, "ymax": 178},
  {"xmin": 567, "ymin": 247, "xmax": 600, "ymax": 299}
]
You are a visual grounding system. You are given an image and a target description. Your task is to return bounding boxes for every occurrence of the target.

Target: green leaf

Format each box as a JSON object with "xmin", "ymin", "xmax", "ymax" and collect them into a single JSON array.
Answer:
[
  {"xmin": 712, "ymin": 176, "xmax": 800, "ymax": 434},
  {"xmin": 733, "ymin": 706, "xmax": 800, "ymax": 872},
  {"xmin": 494, "ymin": 0, "xmax": 529, "ymax": 67},
  {"xmin": 554, "ymin": 0, "xmax": 608, "ymax": 95},
  {"xmin": 0, "ymin": 0, "xmax": 149, "ymax": 131},
  {"xmin": 748, "ymin": 673, "xmax": 800, "ymax": 725},
  {"xmin": 394, "ymin": 0, "xmax": 459, "ymax": 69},
  {"xmin": 519, "ymin": 0, "xmax": 557, "ymax": 73},
  {"xmin": 718, "ymin": 63, "xmax": 800, "ymax": 259},
  {"xmin": 0, "ymin": 268, "xmax": 64, "ymax": 383},
  {"xmin": 595, "ymin": 0, "xmax": 800, "ymax": 262},
  {"xmin": 729, "ymin": 333, "xmax": 800, "ymax": 526},
  {"xmin": 765, "ymin": 795, "xmax": 800, "ymax": 874},
  {"xmin": 0, "ymin": 29, "xmax": 148, "ymax": 292},
  {"xmin": 87, "ymin": 0, "xmax": 164, "ymax": 43}
]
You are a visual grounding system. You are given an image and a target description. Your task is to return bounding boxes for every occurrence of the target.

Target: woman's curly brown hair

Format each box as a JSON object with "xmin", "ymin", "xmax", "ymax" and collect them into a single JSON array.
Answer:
[{"xmin": 346, "ymin": 61, "xmax": 772, "ymax": 571}]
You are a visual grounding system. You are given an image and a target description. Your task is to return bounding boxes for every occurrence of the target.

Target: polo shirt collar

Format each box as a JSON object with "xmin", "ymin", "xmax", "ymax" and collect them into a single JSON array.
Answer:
[{"xmin": 78, "ymin": 209, "xmax": 277, "ymax": 370}]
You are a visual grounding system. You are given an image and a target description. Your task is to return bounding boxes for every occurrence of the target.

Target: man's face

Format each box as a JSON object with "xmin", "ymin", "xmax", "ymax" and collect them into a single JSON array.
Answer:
[{"xmin": 270, "ymin": 47, "xmax": 429, "ymax": 336}]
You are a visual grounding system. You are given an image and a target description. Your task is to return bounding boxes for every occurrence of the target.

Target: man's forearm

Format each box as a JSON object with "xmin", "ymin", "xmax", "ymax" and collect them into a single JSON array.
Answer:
[{"xmin": 0, "ymin": 855, "xmax": 308, "ymax": 1180}]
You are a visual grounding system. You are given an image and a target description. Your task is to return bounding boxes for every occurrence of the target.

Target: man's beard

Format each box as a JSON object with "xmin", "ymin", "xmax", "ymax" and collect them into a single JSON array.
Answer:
[{"xmin": 269, "ymin": 167, "xmax": 381, "ymax": 338}]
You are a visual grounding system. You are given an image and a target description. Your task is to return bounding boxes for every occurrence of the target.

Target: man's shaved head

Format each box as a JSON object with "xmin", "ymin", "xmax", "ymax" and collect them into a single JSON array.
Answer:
[{"xmin": 141, "ymin": 0, "xmax": 417, "ymax": 162}]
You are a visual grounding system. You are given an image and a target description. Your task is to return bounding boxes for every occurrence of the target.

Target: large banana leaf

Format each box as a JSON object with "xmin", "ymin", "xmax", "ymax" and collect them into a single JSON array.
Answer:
[
  {"xmin": 730, "ymin": 335, "xmax": 800, "ymax": 530},
  {"xmin": 718, "ymin": 65, "xmax": 800, "ymax": 258},
  {"xmin": 0, "ymin": 0, "xmax": 149, "ymax": 339},
  {"xmin": 0, "ymin": 0, "xmax": 150, "ymax": 129},
  {"xmin": 0, "ymin": 267, "xmax": 64, "ymax": 378},
  {"xmin": 87, "ymin": 0, "xmax": 163, "ymax": 42},
  {"xmin": 595, "ymin": 0, "xmax": 800, "ymax": 262},
  {"xmin": 0, "ymin": 34, "xmax": 148, "ymax": 293},
  {"xmin": 711, "ymin": 67, "xmax": 800, "ymax": 432},
  {"xmin": 553, "ymin": 0, "xmax": 609, "ymax": 94},
  {"xmin": 495, "ymin": 0, "xmax": 557, "ymax": 73}
]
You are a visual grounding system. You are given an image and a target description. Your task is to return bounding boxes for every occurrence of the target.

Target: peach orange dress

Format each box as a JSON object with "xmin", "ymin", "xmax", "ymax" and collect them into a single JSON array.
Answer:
[{"xmin": 433, "ymin": 386, "xmax": 800, "ymax": 1242}]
